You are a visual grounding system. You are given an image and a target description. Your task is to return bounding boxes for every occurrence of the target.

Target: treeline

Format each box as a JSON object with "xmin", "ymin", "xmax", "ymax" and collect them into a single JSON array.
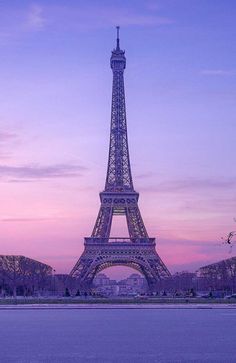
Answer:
[
  {"xmin": 1, "ymin": 255, "xmax": 236, "ymax": 297},
  {"xmin": 158, "ymin": 257, "xmax": 236, "ymax": 294},
  {"xmin": 0, "ymin": 255, "xmax": 52, "ymax": 297},
  {"xmin": 0, "ymin": 255, "xmax": 79, "ymax": 297}
]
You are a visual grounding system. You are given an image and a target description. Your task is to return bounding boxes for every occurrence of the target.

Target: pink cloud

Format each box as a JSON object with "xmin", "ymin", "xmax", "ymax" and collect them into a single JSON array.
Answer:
[{"xmin": 0, "ymin": 163, "xmax": 86, "ymax": 181}]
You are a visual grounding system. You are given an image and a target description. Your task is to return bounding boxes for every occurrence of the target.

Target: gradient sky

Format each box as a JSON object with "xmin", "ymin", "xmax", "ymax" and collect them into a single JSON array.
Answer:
[{"xmin": 0, "ymin": 0, "xmax": 236, "ymax": 278}]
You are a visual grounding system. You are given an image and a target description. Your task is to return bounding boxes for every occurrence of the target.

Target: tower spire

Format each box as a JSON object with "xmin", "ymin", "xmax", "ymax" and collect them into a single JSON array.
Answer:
[{"xmin": 116, "ymin": 26, "xmax": 120, "ymax": 50}]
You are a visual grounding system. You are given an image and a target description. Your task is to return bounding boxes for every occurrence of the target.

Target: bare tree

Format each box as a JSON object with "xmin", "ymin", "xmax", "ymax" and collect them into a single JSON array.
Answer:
[
  {"xmin": 222, "ymin": 218, "xmax": 236, "ymax": 252},
  {"xmin": 196, "ymin": 257, "xmax": 236, "ymax": 292},
  {"xmin": 0, "ymin": 256, "xmax": 52, "ymax": 297}
]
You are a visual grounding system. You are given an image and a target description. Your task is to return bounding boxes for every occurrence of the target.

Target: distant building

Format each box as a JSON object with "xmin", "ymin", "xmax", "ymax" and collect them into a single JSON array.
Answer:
[
  {"xmin": 93, "ymin": 273, "xmax": 147, "ymax": 296},
  {"xmin": 118, "ymin": 274, "xmax": 147, "ymax": 295},
  {"xmin": 92, "ymin": 273, "xmax": 117, "ymax": 296},
  {"xmin": 93, "ymin": 273, "xmax": 111, "ymax": 287},
  {"xmin": 126, "ymin": 273, "xmax": 146, "ymax": 287}
]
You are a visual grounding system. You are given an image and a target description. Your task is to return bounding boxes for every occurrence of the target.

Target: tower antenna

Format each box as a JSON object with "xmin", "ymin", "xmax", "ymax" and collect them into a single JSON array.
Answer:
[{"xmin": 116, "ymin": 25, "xmax": 120, "ymax": 50}]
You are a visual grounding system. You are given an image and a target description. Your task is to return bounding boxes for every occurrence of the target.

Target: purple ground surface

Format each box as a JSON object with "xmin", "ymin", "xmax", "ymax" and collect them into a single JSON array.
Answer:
[{"xmin": 0, "ymin": 308, "xmax": 236, "ymax": 362}]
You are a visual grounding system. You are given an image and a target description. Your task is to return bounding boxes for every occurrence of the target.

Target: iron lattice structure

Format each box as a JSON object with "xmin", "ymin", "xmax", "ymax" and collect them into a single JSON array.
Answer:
[{"xmin": 70, "ymin": 28, "xmax": 170, "ymax": 291}]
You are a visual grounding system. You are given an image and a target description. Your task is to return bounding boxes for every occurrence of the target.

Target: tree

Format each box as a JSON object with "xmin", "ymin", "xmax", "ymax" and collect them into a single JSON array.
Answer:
[
  {"xmin": 64, "ymin": 287, "xmax": 71, "ymax": 297},
  {"xmin": 223, "ymin": 218, "xmax": 236, "ymax": 252},
  {"xmin": 0, "ymin": 256, "xmax": 52, "ymax": 297},
  {"xmin": 75, "ymin": 289, "xmax": 81, "ymax": 296}
]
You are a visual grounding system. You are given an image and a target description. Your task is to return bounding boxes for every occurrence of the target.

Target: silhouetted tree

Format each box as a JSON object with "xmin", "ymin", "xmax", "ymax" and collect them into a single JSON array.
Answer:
[
  {"xmin": 222, "ymin": 218, "xmax": 236, "ymax": 252},
  {"xmin": 75, "ymin": 289, "xmax": 80, "ymax": 296},
  {"xmin": 64, "ymin": 287, "xmax": 70, "ymax": 297},
  {"xmin": 0, "ymin": 255, "xmax": 52, "ymax": 297}
]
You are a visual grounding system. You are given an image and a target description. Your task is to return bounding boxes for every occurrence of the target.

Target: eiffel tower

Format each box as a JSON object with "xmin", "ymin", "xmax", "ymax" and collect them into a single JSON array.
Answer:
[{"xmin": 70, "ymin": 28, "xmax": 170, "ymax": 291}]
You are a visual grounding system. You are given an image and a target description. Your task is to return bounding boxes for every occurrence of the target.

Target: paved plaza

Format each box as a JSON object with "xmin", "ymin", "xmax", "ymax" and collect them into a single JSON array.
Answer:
[{"xmin": 1, "ymin": 307, "xmax": 236, "ymax": 362}]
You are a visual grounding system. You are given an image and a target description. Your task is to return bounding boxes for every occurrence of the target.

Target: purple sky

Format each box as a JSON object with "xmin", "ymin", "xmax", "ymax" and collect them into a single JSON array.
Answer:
[{"xmin": 0, "ymin": 1, "xmax": 236, "ymax": 279}]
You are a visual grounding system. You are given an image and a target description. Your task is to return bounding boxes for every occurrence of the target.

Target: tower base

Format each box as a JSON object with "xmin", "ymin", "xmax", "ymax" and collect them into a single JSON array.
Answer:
[{"xmin": 70, "ymin": 238, "xmax": 171, "ymax": 292}]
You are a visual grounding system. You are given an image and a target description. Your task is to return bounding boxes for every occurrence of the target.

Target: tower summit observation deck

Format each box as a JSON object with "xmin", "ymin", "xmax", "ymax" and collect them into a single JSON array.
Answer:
[{"xmin": 70, "ymin": 27, "xmax": 170, "ymax": 291}]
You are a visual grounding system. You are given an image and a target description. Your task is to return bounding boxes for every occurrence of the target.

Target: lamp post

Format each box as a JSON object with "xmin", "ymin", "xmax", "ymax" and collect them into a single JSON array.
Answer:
[{"xmin": 53, "ymin": 269, "xmax": 56, "ymax": 296}]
